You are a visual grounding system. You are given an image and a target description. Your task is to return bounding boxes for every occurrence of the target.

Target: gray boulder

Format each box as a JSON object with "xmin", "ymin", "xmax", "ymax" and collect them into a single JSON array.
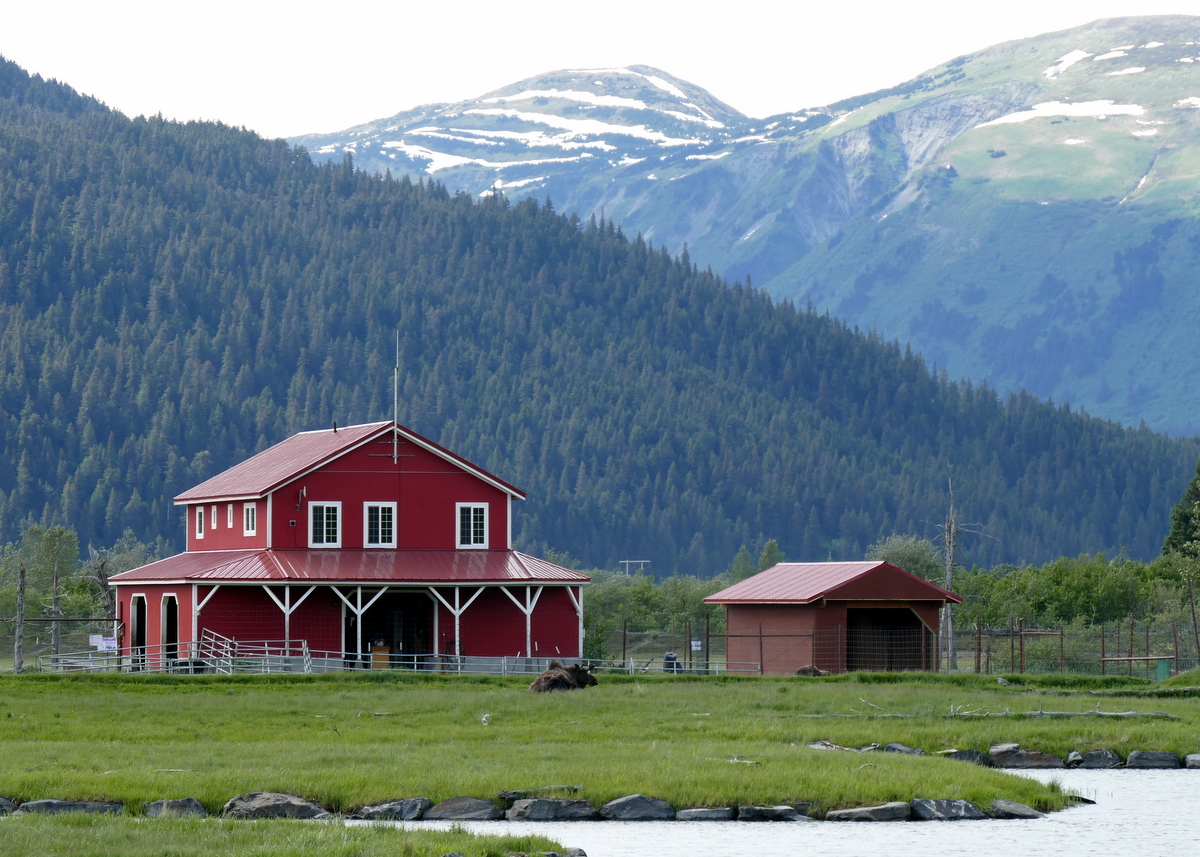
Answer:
[
  {"xmin": 825, "ymin": 801, "xmax": 912, "ymax": 821},
  {"xmin": 736, "ymin": 805, "xmax": 805, "ymax": 821},
  {"xmin": 910, "ymin": 799, "xmax": 987, "ymax": 820},
  {"xmin": 676, "ymin": 806, "xmax": 735, "ymax": 820},
  {"xmin": 145, "ymin": 798, "xmax": 207, "ymax": 817},
  {"xmin": 989, "ymin": 744, "xmax": 1064, "ymax": 769},
  {"xmin": 355, "ymin": 798, "xmax": 431, "ymax": 820},
  {"xmin": 221, "ymin": 792, "xmax": 330, "ymax": 820},
  {"xmin": 1080, "ymin": 749, "xmax": 1122, "ymax": 769},
  {"xmin": 1066, "ymin": 751, "xmax": 1083, "ymax": 767},
  {"xmin": 424, "ymin": 797, "xmax": 504, "ymax": 820},
  {"xmin": 1185, "ymin": 754, "xmax": 1200, "ymax": 769},
  {"xmin": 884, "ymin": 743, "xmax": 925, "ymax": 756},
  {"xmin": 990, "ymin": 800, "xmax": 1044, "ymax": 819},
  {"xmin": 1126, "ymin": 750, "xmax": 1180, "ymax": 769},
  {"xmin": 14, "ymin": 799, "xmax": 122, "ymax": 815},
  {"xmin": 507, "ymin": 799, "xmax": 596, "ymax": 820},
  {"xmin": 0, "ymin": 797, "xmax": 16, "ymax": 816},
  {"xmin": 946, "ymin": 749, "xmax": 993, "ymax": 766},
  {"xmin": 563, "ymin": 851, "xmax": 588, "ymax": 857},
  {"xmin": 599, "ymin": 794, "xmax": 674, "ymax": 820}
]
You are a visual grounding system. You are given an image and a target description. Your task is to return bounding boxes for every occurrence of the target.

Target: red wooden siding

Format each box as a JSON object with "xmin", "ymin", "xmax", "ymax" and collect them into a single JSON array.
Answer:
[{"xmin": 187, "ymin": 500, "xmax": 267, "ymax": 552}]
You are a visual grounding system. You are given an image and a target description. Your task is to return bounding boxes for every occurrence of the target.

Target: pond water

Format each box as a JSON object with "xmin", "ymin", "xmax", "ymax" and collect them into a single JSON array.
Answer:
[{"xmin": 374, "ymin": 770, "xmax": 1198, "ymax": 856}]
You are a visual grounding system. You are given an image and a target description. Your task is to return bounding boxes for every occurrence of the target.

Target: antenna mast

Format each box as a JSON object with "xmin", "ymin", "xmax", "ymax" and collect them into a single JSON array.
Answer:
[{"xmin": 393, "ymin": 329, "xmax": 399, "ymax": 464}]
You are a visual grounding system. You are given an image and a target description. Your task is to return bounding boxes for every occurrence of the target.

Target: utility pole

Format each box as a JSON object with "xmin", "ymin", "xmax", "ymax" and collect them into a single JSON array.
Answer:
[
  {"xmin": 51, "ymin": 555, "xmax": 62, "ymax": 659},
  {"xmin": 941, "ymin": 472, "xmax": 960, "ymax": 671},
  {"xmin": 14, "ymin": 566, "xmax": 25, "ymax": 675}
]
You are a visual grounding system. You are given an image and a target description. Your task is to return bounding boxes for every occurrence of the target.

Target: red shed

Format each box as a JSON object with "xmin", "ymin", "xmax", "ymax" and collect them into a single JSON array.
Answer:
[
  {"xmin": 109, "ymin": 421, "xmax": 589, "ymax": 671},
  {"xmin": 704, "ymin": 561, "xmax": 960, "ymax": 675}
]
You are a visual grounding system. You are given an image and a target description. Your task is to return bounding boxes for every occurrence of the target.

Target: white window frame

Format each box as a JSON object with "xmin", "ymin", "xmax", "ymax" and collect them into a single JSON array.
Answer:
[
  {"xmin": 210, "ymin": 504, "xmax": 217, "ymax": 529},
  {"xmin": 195, "ymin": 506, "xmax": 204, "ymax": 540},
  {"xmin": 227, "ymin": 503, "xmax": 233, "ymax": 528},
  {"xmin": 456, "ymin": 503, "xmax": 489, "ymax": 549},
  {"xmin": 363, "ymin": 502, "xmax": 397, "ymax": 548},
  {"xmin": 309, "ymin": 501, "xmax": 342, "ymax": 548},
  {"xmin": 243, "ymin": 502, "xmax": 257, "ymax": 537}
]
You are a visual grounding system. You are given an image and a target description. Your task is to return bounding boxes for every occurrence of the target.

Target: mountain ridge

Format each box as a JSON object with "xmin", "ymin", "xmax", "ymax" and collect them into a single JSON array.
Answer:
[{"xmin": 294, "ymin": 15, "xmax": 1200, "ymax": 435}]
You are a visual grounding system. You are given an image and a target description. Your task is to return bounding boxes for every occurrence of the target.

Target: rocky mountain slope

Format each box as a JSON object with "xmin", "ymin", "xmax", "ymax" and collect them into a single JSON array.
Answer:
[{"xmin": 294, "ymin": 16, "xmax": 1200, "ymax": 435}]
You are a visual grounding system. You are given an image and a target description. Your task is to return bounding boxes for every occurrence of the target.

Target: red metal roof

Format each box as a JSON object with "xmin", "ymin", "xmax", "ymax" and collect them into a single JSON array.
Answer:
[
  {"xmin": 174, "ymin": 421, "xmax": 524, "ymax": 503},
  {"xmin": 704, "ymin": 561, "xmax": 961, "ymax": 604},
  {"xmin": 109, "ymin": 549, "xmax": 589, "ymax": 585}
]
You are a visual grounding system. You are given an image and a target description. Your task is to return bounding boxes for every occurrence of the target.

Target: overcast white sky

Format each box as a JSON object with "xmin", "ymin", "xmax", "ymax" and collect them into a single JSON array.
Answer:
[{"xmin": 4, "ymin": 1, "xmax": 1200, "ymax": 139}]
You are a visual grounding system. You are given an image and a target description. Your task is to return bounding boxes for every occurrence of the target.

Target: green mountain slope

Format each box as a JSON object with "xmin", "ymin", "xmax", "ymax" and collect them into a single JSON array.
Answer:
[
  {"xmin": 0, "ymin": 57, "xmax": 1197, "ymax": 573},
  {"xmin": 296, "ymin": 16, "xmax": 1200, "ymax": 435}
]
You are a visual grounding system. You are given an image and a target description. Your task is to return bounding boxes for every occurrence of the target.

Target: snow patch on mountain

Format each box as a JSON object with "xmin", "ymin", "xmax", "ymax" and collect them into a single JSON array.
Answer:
[
  {"xmin": 484, "ymin": 89, "xmax": 651, "ymax": 109},
  {"xmin": 1108, "ymin": 67, "xmax": 1147, "ymax": 75},
  {"xmin": 978, "ymin": 100, "xmax": 1145, "ymax": 126},
  {"xmin": 1043, "ymin": 50, "xmax": 1092, "ymax": 79},
  {"xmin": 1094, "ymin": 50, "xmax": 1130, "ymax": 61},
  {"xmin": 1175, "ymin": 96, "xmax": 1200, "ymax": 107},
  {"xmin": 464, "ymin": 108, "xmax": 704, "ymax": 145}
]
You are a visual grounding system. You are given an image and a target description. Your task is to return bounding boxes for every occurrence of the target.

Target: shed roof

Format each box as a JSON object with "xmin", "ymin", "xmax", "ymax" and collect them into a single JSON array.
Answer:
[
  {"xmin": 704, "ymin": 561, "xmax": 961, "ymax": 605},
  {"xmin": 174, "ymin": 420, "xmax": 524, "ymax": 504},
  {"xmin": 109, "ymin": 549, "xmax": 589, "ymax": 585}
]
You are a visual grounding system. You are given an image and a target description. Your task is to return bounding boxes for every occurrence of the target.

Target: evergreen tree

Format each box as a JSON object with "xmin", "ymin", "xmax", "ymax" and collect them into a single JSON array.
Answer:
[
  {"xmin": 1164, "ymin": 457, "xmax": 1200, "ymax": 554},
  {"xmin": 867, "ymin": 535, "xmax": 943, "ymax": 581},
  {"xmin": 757, "ymin": 539, "xmax": 785, "ymax": 572}
]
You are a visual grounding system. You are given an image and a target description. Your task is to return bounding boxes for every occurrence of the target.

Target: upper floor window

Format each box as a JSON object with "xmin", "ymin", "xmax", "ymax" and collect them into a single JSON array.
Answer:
[
  {"xmin": 456, "ymin": 503, "xmax": 488, "ymax": 549},
  {"xmin": 310, "ymin": 502, "xmax": 341, "ymax": 548},
  {"xmin": 364, "ymin": 502, "xmax": 396, "ymax": 548},
  {"xmin": 195, "ymin": 506, "xmax": 205, "ymax": 539},
  {"xmin": 227, "ymin": 503, "xmax": 234, "ymax": 528},
  {"xmin": 210, "ymin": 505, "xmax": 217, "ymax": 529},
  {"xmin": 243, "ymin": 503, "xmax": 257, "ymax": 537}
]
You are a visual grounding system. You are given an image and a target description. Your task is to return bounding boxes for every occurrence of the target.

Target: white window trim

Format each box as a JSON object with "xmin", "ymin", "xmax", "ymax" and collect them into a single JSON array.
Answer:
[
  {"xmin": 210, "ymin": 504, "xmax": 217, "ymax": 529},
  {"xmin": 227, "ymin": 503, "xmax": 233, "ymax": 528},
  {"xmin": 363, "ymin": 502, "xmax": 397, "ymax": 548},
  {"xmin": 309, "ymin": 501, "xmax": 342, "ymax": 549},
  {"xmin": 243, "ymin": 502, "xmax": 257, "ymax": 537},
  {"xmin": 456, "ymin": 503, "xmax": 489, "ymax": 549},
  {"xmin": 195, "ymin": 506, "xmax": 204, "ymax": 540}
]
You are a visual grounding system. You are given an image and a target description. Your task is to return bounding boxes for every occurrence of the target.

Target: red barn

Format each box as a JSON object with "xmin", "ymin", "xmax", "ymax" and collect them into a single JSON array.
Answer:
[
  {"xmin": 704, "ymin": 561, "xmax": 960, "ymax": 675},
  {"xmin": 109, "ymin": 421, "xmax": 589, "ymax": 671}
]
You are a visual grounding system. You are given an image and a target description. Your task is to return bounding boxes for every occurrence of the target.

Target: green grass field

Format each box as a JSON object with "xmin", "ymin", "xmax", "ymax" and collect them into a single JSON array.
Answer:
[
  {"xmin": 0, "ymin": 814, "xmax": 562, "ymax": 857},
  {"xmin": 2, "ymin": 670, "xmax": 1191, "ymax": 820}
]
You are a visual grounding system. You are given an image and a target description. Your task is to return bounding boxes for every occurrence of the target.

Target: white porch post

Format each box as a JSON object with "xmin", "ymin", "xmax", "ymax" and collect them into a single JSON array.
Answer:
[
  {"xmin": 356, "ymin": 586, "xmax": 362, "ymax": 656},
  {"xmin": 566, "ymin": 586, "xmax": 585, "ymax": 659},
  {"xmin": 500, "ymin": 585, "xmax": 544, "ymax": 658},
  {"xmin": 454, "ymin": 587, "xmax": 461, "ymax": 657},
  {"xmin": 429, "ymin": 587, "xmax": 486, "ymax": 659},
  {"xmin": 191, "ymin": 583, "xmax": 198, "ymax": 658}
]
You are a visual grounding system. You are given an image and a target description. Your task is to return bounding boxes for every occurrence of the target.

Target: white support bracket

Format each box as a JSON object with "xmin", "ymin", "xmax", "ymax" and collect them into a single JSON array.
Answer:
[
  {"xmin": 262, "ymin": 584, "xmax": 316, "ymax": 646},
  {"xmin": 331, "ymin": 586, "xmax": 391, "ymax": 656},
  {"xmin": 429, "ymin": 586, "xmax": 485, "ymax": 657},
  {"xmin": 500, "ymin": 585, "xmax": 543, "ymax": 657},
  {"xmin": 565, "ymin": 585, "xmax": 584, "ymax": 659}
]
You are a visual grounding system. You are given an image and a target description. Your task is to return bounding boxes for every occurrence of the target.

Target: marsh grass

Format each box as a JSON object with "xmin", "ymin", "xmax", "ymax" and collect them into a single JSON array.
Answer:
[
  {"xmin": 2, "ymin": 672, "xmax": 1194, "ymax": 816},
  {"xmin": 0, "ymin": 814, "xmax": 561, "ymax": 857}
]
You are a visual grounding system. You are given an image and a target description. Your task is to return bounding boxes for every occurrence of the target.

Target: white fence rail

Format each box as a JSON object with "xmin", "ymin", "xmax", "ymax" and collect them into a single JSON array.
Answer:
[{"xmin": 37, "ymin": 638, "xmax": 762, "ymax": 677}]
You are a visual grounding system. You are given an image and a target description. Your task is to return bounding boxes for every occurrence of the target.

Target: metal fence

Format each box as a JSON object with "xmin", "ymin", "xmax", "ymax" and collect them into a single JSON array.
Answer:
[{"xmin": 941, "ymin": 619, "xmax": 1200, "ymax": 677}]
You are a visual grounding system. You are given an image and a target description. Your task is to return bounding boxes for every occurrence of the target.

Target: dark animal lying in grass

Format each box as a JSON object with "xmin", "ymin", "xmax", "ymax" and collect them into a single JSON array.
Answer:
[
  {"xmin": 795, "ymin": 665, "xmax": 832, "ymax": 677},
  {"xmin": 529, "ymin": 660, "xmax": 598, "ymax": 693}
]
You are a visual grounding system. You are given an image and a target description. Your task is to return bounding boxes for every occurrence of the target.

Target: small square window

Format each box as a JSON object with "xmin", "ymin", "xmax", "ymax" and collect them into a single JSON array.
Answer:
[
  {"xmin": 195, "ymin": 506, "xmax": 205, "ymax": 539},
  {"xmin": 364, "ymin": 503, "xmax": 396, "ymax": 548},
  {"xmin": 456, "ymin": 503, "xmax": 488, "ymax": 549},
  {"xmin": 310, "ymin": 502, "xmax": 341, "ymax": 548},
  {"xmin": 243, "ymin": 503, "xmax": 257, "ymax": 537}
]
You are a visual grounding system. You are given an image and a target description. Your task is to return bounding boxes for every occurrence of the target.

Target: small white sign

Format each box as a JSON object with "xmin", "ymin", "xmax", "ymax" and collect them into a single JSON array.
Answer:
[
  {"xmin": 99, "ymin": 637, "xmax": 117, "ymax": 652},
  {"xmin": 89, "ymin": 634, "xmax": 103, "ymax": 647},
  {"xmin": 691, "ymin": 639, "xmax": 702, "ymax": 652}
]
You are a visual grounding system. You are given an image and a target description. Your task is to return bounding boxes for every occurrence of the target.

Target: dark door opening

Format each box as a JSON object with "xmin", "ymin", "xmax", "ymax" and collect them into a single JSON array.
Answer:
[
  {"xmin": 132, "ymin": 596, "xmax": 147, "ymax": 671},
  {"xmin": 349, "ymin": 591, "xmax": 433, "ymax": 667},
  {"xmin": 846, "ymin": 607, "xmax": 928, "ymax": 672},
  {"xmin": 162, "ymin": 595, "xmax": 179, "ymax": 663}
]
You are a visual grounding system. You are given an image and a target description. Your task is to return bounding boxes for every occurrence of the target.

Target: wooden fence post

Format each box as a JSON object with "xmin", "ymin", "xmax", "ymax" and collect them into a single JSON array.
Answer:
[
  {"xmin": 758, "ymin": 621, "xmax": 764, "ymax": 676},
  {"xmin": 621, "ymin": 615, "xmax": 627, "ymax": 664},
  {"xmin": 975, "ymin": 625, "xmax": 981, "ymax": 674},
  {"xmin": 1101, "ymin": 624, "xmax": 1106, "ymax": 676},
  {"xmin": 1059, "ymin": 627, "xmax": 1064, "ymax": 674},
  {"xmin": 14, "ymin": 566, "xmax": 25, "ymax": 675},
  {"xmin": 704, "ymin": 613, "xmax": 710, "ymax": 675},
  {"xmin": 1009, "ymin": 617, "xmax": 1014, "ymax": 673},
  {"xmin": 1129, "ymin": 619, "xmax": 1135, "ymax": 678},
  {"xmin": 1018, "ymin": 619, "xmax": 1025, "ymax": 674},
  {"xmin": 1173, "ymin": 623, "xmax": 1180, "ymax": 676}
]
